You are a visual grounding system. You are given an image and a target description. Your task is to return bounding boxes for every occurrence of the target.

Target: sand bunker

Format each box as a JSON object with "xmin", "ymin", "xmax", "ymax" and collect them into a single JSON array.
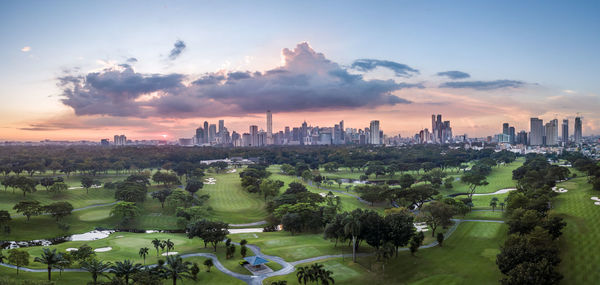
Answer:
[
  {"xmin": 552, "ymin": 188, "xmax": 568, "ymax": 193},
  {"xmin": 592, "ymin": 197, "xmax": 600, "ymax": 201},
  {"xmin": 66, "ymin": 248, "xmax": 78, "ymax": 252},
  {"xmin": 229, "ymin": 228, "xmax": 264, "ymax": 234},
  {"xmin": 414, "ymin": 222, "xmax": 429, "ymax": 232},
  {"xmin": 70, "ymin": 230, "xmax": 114, "ymax": 241},
  {"xmin": 94, "ymin": 247, "xmax": 112, "ymax": 252},
  {"xmin": 595, "ymin": 202, "xmax": 600, "ymax": 206},
  {"xmin": 472, "ymin": 188, "xmax": 517, "ymax": 196},
  {"xmin": 204, "ymin": 177, "xmax": 217, "ymax": 185},
  {"xmin": 227, "ymin": 169, "xmax": 237, "ymax": 173},
  {"xmin": 161, "ymin": 252, "xmax": 179, "ymax": 256}
]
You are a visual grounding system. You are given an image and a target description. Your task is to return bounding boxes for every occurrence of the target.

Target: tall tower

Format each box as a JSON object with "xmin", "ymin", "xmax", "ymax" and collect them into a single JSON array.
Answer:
[
  {"xmin": 574, "ymin": 117, "xmax": 583, "ymax": 143},
  {"xmin": 562, "ymin": 119, "xmax": 569, "ymax": 144},
  {"xmin": 203, "ymin": 121, "xmax": 209, "ymax": 143},
  {"xmin": 369, "ymin": 120, "xmax": 380, "ymax": 145},
  {"xmin": 503, "ymin": 123, "xmax": 509, "ymax": 135},
  {"xmin": 529, "ymin": 118, "xmax": 544, "ymax": 146},
  {"xmin": 218, "ymin": 120, "xmax": 224, "ymax": 134},
  {"xmin": 249, "ymin": 125, "xmax": 259, "ymax": 147},
  {"xmin": 266, "ymin": 110, "xmax": 273, "ymax": 145}
]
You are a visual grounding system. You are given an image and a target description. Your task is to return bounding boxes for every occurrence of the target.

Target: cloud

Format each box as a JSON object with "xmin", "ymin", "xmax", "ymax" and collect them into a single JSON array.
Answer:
[
  {"xmin": 439, "ymin": 80, "xmax": 525, "ymax": 90},
  {"xmin": 351, "ymin": 59, "xmax": 419, "ymax": 77},
  {"xmin": 58, "ymin": 42, "xmax": 419, "ymax": 118},
  {"xmin": 126, "ymin": 57, "xmax": 138, "ymax": 63},
  {"xmin": 21, "ymin": 46, "xmax": 31, "ymax": 52},
  {"xmin": 168, "ymin": 40, "xmax": 186, "ymax": 60},
  {"xmin": 436, "ymin": 70, "xmax": 470, "ymax": 80}
]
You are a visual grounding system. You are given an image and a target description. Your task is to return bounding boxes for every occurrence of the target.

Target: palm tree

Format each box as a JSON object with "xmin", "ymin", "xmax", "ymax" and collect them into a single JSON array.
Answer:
[
  {"xmin": 139, "ymin": 247, "xmax": 149, "ymax": 264},
  {"xmin": 343, "ymin": 216, "xmax": 361, "ymax": 263},
  {"xmin": 152, "ymin": 238, "xmax": 161, "ymax": 256},
  {"xmin": 161, "ymin": 255, "xmax": 193, "ymax": 285},
  {"xmin": 490, "ymin": 197, "xmax": 498, "ymax": 211},
  {"xmin": 34, "ymin": 248, "xmax": 64, "ymax": 281},
  {"xmin": 81, "ymin": 259, "xmax": 112, "ymax": 285},
  {"xmin": 203, "ymin": 258, "xmax": 213, "ymax": 272},
  {"xmin": 318, "ymin": 269, "xmax": 335, "ymax": 285},
  {"xmin": 271, "ymin": 281, "xmax": 287, "ymax": 285},
  {"xmin": 165, "ymin": 239, "xmax": 175, "ymax": 255},
  {"xmin": 159, "ymin": 240, "xmax": 167, "ymax": 253},
  {"xmin": 296, "ymin": 266, "xmax": 313, "ymax": 285},
  {"xmin": 0, "ymin": 249, "xmax": 5, "ymax": 263},
  {"xmin": 109, "ymin": 260, "xmax": 142, "ymax": 285},
  {"xmin": 499, "ymin": 202, "xmax": 505, "ymax": 211}
]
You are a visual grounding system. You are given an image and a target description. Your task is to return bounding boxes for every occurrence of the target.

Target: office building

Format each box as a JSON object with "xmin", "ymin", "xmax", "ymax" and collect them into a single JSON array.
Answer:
[
  {"xmin": 266, "ymin": 110, "xmax": 273, "ymax": 145},
  {"xmin": 574, "ymin": 117, "xmax": 583, "ymax": 143},
  {"xmin": 369, "ymin": 120, "xmax": 380, "ymax": 145},
  {"xmin": 562, "ymin": 119, "xmax": 569, "ymax": 144},
  {"xmin": 545, "ymin": 119, "xmax": 559, "ymax": 146},
  {"xmin": 529, "ymin": 118, "xmax": 544, "ymax": 146}
]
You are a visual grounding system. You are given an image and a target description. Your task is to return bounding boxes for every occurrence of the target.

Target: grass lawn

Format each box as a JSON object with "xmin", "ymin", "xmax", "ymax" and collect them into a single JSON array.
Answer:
[
  {"xmin": 202, "ymin": 172, "xmax": 269, "ymax": 224},
  {"xmin": 553, "ymin": 176, "xmax": 600, "ymax": 284},
  {"xmin": 441, "ymin": 158, "xmax": 523, "ymax": 195},
  {"xmin": 0, "ymin": 186, "xmax": 116, "ymax": 214},
  {"xmin": 265, "ymin": 221, "xmax": 507, "ymax": 284}
]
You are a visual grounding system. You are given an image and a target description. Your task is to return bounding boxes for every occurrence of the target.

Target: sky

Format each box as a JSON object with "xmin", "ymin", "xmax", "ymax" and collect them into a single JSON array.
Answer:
[{"xmin": 1, "ymin": 0, "xmax": 599, "ymax": 141}]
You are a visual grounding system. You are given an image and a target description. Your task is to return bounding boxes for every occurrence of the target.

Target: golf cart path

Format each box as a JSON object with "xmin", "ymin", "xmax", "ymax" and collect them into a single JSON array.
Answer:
[{"xmin": 0, "ymin": 218, "xmax": 503, "ymax": 284}]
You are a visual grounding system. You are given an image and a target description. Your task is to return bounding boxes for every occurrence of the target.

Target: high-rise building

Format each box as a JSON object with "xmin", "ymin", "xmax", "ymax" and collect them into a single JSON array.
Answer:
[
  {"xmin": 339, "ymin": 120, "xmax": 345, "ymax": 143},
  {"xmin": 369, "ymin": 120, "xmax": 380, "ymax": 145},
  {"xmin": 218, "ymin": 120, "xmax": 224, "ymax": 134},
  {"xmin": 249, "ymin": 125, "xmax": 258, "ymax": 147},
  {"xmin": 529, "ymin": 118, "xmax": 544, "ymax": 146},
  {"xmin": 503, "ymin": 123, "xmax": 509, "ymax": 135},
  {"xmin": 113, "ymin": 135, "xmax": 127, "ymax": 146},
  {"xmin": 209, "ymin": 124, "xmax": 217, "ymax": 143},
  {"xmin": 517, "ymin": 131, "xmax": 528, "ymax": 145},
  {"xmin": 562, "ymin": 119, "xmax": 569, "ymax": 144},
  {"xmin": 195, "ymin": 127, "xmax": 204, "ymax": 144},
  {"xmin": 574, "ymin": 117, "xmax": 583, "ymax": 143},
  {"xmin": 266, "ymin": 110, "xmax": 273, "ymax": 145},
  {"xmin": 509, "ymin": 127, "xmax": 516, "ymax": 144},
  {"xmin": 203, "ymin": 121, "xmax": 209, "ymax": 143},
  {"xmin": 545, "ymin": 119, "xmax": 559, "ymax": 146}
]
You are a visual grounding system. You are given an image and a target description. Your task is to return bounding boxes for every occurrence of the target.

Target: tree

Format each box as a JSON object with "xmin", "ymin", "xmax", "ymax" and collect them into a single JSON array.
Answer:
[
  {"xmin": 501, "ymin": 258, "xmax": 562, "ymax": 285},
  {"xmin": 81, "ymin": 176, "xmax": 98, "ymax": 194},
  {"xmin": 399, "ymin": 174, "xmax": 415, "ymax": 189},
  {"xmin": 490, "ymin": 197, "xmax": 498, "ymax": 212},
  {"xmin": 203, "ymin": 258, "xmax": 214, "ymax": 272},
  {"xmin": 165, "ymin": 239, "xmax": 175, "ymax": 255},
  {"xmin": 260, "ymin": 179, "xmax": 284, "ymax": 201},
  {"xmin": 161, "ymin": 255, "xmax": 193, "ymax": 285},
  {"xmin": 49, "ymin": 182, "xmax": 68, "ymax": 195},
  {"xmin": 44, "ymin": 201, "xmax": 74, "ymax": 221},
  {"xmin": 110, "ymin": 202, "xmax": 140, "ymax": 226},
  {"xmin": 13, "ymin": 200, "xmax": 41, "ymax": 222},
  {"xmin": 14, "ymin": 176, "xmax": 38, "ymax": 197},
  {"xmin": 296, "ymin": 266, "xmax": 313, "ymax": 285},
  {"xmin": 185, "ymin": 179, "xmax": 204, "ymax": 195},
  {"xmin": 461, "ymin": 171, "xmax": 489, "ymax": 198},
  {"xmin": 384, "ymin": 210, "xmax": 415, "ymax": 257},
  {"xmin": 190, "ymin": 262, "xmax": 200, "ymax": 280},
  {"xmin": 437, "ymin": 232, "xmax": 445, "ymax": 247},
  {"xmin": 110, "ymin": 260, "xmax": 143, "ymax": 285},
  {"xmin": 40, "ymin": 177, "xmax": 56, "ymax": 191},
  {"xmin": 152, "ymin": 189, "xmax": 173, "ymax": 208},
  {"xmin": 139, "ymin": 247, "xmax": 149, "ymax": 264},
  {"xmin": 115, "ymin": 181, "xmax": 148, "ymax": 202},
  {"xmin": 186, "ymin": 220, "xmax": 229, "ymax": 252},
  {"xmin": 409, "ymin": 231, "xmax": 425, "ymax": 256},
  {"xmin": 0, "ymin": 210, "xmax": 11, "ymax": 229},
  {"xmin": 152, "ymin": 238, "xmax": 162, "ymax": 256},
  {"xmin": 81, "ymin": 259, "xmax": 112, "ymax": 285},
  {"xmin": 71, "ymin": 244, "xmax": 96, "ymax": 263},
  {"xmin": 8, "ymin": 249, "xmax": 30, "ymax": 275},
  {"xmin": 343, "ymin": 214, "xmax": 361, "ymax": 263},
  {"xmin": 420, "ymin": 201, "xmax": 456, "ymax": 237},
  {"xmin": 34, "ymin": 248, "xmax": 64, "ymax": 281}
]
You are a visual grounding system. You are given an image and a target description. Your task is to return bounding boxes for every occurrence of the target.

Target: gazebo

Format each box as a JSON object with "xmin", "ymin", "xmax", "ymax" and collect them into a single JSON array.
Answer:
[{"xmin": 243, "ymin": 256, "xmax": 270, "ymax": 269}]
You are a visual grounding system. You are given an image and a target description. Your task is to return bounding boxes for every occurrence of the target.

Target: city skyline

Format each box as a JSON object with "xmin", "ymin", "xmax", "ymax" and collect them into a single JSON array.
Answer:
[{"xmin": 1, "ymin": 1, "xmax": 599, "ymax": 141}]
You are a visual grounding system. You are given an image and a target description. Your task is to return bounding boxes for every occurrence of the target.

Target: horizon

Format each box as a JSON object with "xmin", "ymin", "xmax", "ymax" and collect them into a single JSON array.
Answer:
[{"xmin": 1, "ymin": 0, "xmax": 599, "ymax": 141}]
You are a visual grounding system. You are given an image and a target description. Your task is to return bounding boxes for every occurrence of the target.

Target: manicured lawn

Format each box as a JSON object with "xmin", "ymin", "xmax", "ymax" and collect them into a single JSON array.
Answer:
[
  {"xmin": 553, "ymin": 177, "xmax": 600, "ymax": 284},
  {"xmin": 201, "ymin": 171, "xmax": 269, "ymax": 224},
  {"xmin": 442, "ymin": 158, "xmax": 523, "ymax": 195},
  {"xmin": 265, "ymin": 221, "xmax": 507, "ymax": 284},
  {"xmin": 0, "ymin": 186, "xmax": 116, "ymax": 214}
]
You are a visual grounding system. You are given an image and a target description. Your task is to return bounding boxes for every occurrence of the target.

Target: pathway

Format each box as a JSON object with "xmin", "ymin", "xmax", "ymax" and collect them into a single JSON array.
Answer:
[{"xmin": 0, "ymin": 218, "xmax": 504, "ymax": 284}]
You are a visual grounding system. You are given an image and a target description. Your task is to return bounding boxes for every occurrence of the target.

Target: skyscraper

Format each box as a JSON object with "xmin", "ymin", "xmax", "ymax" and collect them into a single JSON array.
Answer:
[
  {"xmin": 574, "ymin": 117, "xmax": 583, "ymax": 143},
  {"xmin": 209, "ymin": 124, "xmax": 217, "ymax": 143},
  {"xmin": 529, "ymin": 118, "xmax": 544, "ymax": 146},
  {"xmin": 195, "ymin": 127, "xmax": 204, "ymax": 144},
  {"xmin": 369, "ymin": 120, "xmax": 380, "ymax": 145},
  {"xmin": 266, "ymin": 110, "xmax": 273, "ymax": 145},
  {"xmin": 562, "ymin": 119, "xmax": 569, "ymax": 144},
  {"xmin": 509, "ymin": 126, "xmax": 516, "ymax": 144},
  {"xmin": 218, "ymin": 120, "xmax": 224, "ymax": 134},
  {"xmin": 339, "ymin": 120, "xmax": 345, "ymax": 143},
  {"xmin": 545, "ymin": 119, "xmax": 559, "ymax": 146},
  {"xmin": 249, "ymin": 125, "xmax": 258, "ymax": 147},
  {"xmin": 203, "ymin": 121, "xmax": 209, "ymax": 143},
  {"xmin": 503, "ymin": 123, "xmax": 509, "ymax": 135}
]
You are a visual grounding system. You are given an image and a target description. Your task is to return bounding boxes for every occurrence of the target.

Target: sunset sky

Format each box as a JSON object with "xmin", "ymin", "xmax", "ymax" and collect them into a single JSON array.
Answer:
[{"xmin": 1, "ymin": 0, "xmax": 599, "ymax": 141}]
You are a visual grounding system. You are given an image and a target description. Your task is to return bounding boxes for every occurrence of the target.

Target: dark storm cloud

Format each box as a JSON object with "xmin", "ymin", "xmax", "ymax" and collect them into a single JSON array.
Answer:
[
  {"xmin": 439, "ymin": 80, "xmax": 525, "ymax": 90},
  {"xmin": 436, "ymin": 70, "xmax": 470, "ymax": 80},
  {"xmin": 168, "ymin": 40, "xmax": 186, "ymax": 60},
  {"xmin": 351, "ymin": 59, "xmax": 419, "ymax": 77},
  {"xmin": 58, "ymin": 42, "xmax": 419, "ymax": 118}
]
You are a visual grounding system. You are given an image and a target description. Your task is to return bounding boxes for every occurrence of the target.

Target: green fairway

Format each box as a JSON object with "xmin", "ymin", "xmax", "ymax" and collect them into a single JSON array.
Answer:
[
  {"xmin": 443, "ymin": 158, "xmax": 523, "ymax": 195},
  {"xmin": 202, "ymin": 171, "xmax": 269, "ymax": 224},
  {"xmin": 553, "ymin": 177, "xmax": 600, "ymax": 284},
  {"xmin": 265, "ymin": 221, "xmax": 507, "ymax": 284},
  {"xmin": 0, "ymin": 186, "xmax": 116, "ymax": 214}
]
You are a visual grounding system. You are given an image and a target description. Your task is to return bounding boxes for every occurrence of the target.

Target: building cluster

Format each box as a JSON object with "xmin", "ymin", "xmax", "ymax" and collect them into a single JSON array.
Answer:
[
  {"xmin": 181, "ymin": 111, "xmax": 387, "ymax": 147},
  {"xmin": 415, "ymin": 114, "xmax": 454, "ymax": 144},
  {"xmin": 494, "ymin": 116, "xmax": 583, "ymax": 146}
]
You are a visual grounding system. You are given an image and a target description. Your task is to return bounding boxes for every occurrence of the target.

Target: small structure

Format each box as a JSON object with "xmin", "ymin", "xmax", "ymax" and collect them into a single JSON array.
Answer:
[{"xmin": 242, "ymin": 256, "xmax": 273, "ymax": 275}]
